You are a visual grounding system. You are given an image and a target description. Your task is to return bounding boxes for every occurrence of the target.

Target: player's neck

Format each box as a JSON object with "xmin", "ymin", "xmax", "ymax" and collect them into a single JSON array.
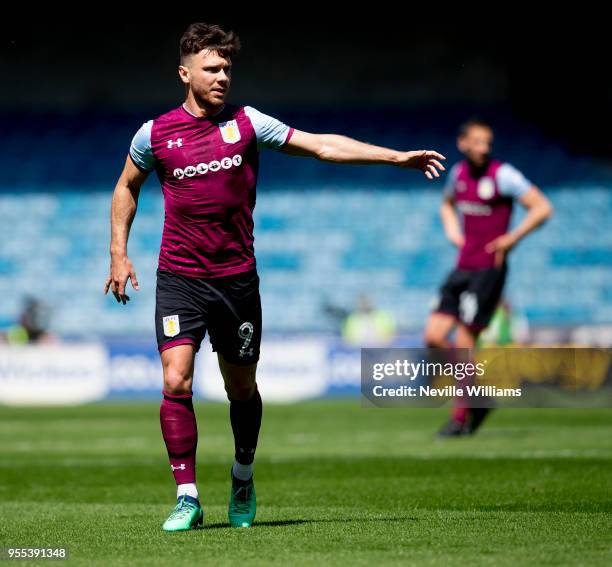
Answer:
[
  {"xmin": 183, "ymin": 96, "xmax": 225, "ymax": 119},
  {"xmin": 467, "ymin": 159, "xmax": 491, "ymax": 177}
]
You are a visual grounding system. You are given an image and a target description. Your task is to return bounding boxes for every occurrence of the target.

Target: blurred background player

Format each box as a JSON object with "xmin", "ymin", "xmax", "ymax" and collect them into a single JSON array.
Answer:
[
  {"xmin": 2, "ymin": 296, "xmax": 56, "ymax": 345},
  {"xmin": 104, "ymin": 22, "xmax": 445, "ymax": 532},
  {"xmin": 424, "ymin": 119, "xmax": 553, "ymax": 436},
  {"xmin": 342, "ymin": 294, "xmax": 396, "ymax": 347}
]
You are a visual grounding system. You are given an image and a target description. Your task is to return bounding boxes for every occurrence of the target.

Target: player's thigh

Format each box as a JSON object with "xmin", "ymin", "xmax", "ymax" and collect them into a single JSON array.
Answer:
[
  {"xmin": 161, "ymin": 344, "xmax": 196, "ymax": 394},
  {"xmin": 424, "ymin": 312, "xmax": 456, "ymax": 346},
  {"xmin": 155, "ymin": 269, "xmax": 208, "ymax": 356},
  {"xmin": 464, "ymin": 265, "xmax": 507, "ymax": 332},
  {"xmin": 428, "ymin": 269, "xmax": 467, "ymax": 343},
  {"xmin": 208, "ymin": 269, "xmax": 262, "ymax": 367},
  {"xmin": 218, "ymin": 353, "xmax": 258, "ymax": 401}
]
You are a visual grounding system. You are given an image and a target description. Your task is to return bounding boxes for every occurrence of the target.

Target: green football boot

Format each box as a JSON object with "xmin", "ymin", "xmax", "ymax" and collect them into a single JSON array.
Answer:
[
  {"xmin": 228, "ymin": 471, "xmax": 256, "ymax": 528},
  {"xmin": 162, "ymin": 494, "xmax": 203, "ymax": 532}
]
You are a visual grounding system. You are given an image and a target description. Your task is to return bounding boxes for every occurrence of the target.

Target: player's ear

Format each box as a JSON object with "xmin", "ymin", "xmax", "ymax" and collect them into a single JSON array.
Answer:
[{"xmin": 178, "ymin": 65, "xmax": 190, "ymax": 85}]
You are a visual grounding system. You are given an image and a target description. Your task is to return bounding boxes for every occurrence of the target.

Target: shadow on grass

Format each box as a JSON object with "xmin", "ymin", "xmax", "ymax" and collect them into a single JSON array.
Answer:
[{"xmin": 202, "ymin": 516, "xmax": 416, "ymax": 530}]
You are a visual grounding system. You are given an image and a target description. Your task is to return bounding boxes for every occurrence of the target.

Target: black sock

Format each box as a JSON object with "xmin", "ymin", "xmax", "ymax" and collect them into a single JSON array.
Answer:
[{"xmin": 229, "ymin": 388, "xmax": 262, "ymax": 465}]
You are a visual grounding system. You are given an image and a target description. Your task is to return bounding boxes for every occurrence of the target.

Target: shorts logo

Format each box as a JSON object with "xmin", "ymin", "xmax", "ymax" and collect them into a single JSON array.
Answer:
[
  {"xmin": 477, "ymin": 178, "xmax": 495, "ymax": 200},
  {"xmin": 163, "ymin": 315, "xmax": 180, "ymax": 337},
  {"xmin": 219, "ymin": 120, "xmax": 241, "ymax": 143}
]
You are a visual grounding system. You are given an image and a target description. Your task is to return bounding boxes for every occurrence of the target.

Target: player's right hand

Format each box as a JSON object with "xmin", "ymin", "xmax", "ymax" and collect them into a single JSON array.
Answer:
[
  {"xmin": 398, "ymin": 150, "xmax": 446, "ymax": 179},
  {"xmin": 104, "ymin": 255, "xmax": 139, "ymax": 305}
]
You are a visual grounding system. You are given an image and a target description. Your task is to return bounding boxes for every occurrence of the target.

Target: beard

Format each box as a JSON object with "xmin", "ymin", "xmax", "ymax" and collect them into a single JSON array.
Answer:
[{"xmin": 192, "ymin": 86, "xmax": 227, "ymax": 108}]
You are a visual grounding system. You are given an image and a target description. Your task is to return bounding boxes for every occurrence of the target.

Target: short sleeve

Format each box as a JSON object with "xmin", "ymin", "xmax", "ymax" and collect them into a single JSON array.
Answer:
[
  {"xmin": 244, "ymin": 106, "xmax": 294, "ymax": 150},
  {"xmin": 442, "ymin": 163, "xmax": 460, "ymax": 199},
  {"xmin": 497, "ymin": 163, "xmax": 532, "ymax": 199},
  {"xmin": 129, "ymin": 120, "xmax": 155, "ymax": 172}
]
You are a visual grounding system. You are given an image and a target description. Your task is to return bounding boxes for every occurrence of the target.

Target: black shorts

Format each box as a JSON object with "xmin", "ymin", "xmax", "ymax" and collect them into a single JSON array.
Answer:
[
  {"xmin": 155, "ymin": 268, "xmax": 262, "ymax": 364},
  {"xmin": 433, "ymin": 264, "xmax": 507, "ymax": 332}
]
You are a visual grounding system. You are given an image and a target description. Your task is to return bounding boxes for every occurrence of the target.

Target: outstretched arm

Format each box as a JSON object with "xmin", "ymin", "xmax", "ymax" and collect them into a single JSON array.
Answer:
[
  {"xmin": 282, "ymin": 130, "xmax": 446, "ymax": 180},
  {"xmin": 104, "ymin": 156, "xmax": 149, "ymax": 304}
]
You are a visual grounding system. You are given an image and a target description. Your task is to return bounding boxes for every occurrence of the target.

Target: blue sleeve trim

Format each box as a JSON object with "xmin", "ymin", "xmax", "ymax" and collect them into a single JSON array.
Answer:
[
  {"xmin": 129, "ymin": 120, "xmax": 155, "ymax": 172},
  {"xmin": 497, "ymin": 163, "xmax": 532, "ymax": 198},
  {"xmin": 442, "ymin": 163, "xmax": 460, "ymax": 199},
  {"xmin": 244, "ymin": 106, "xmax": 292, "ymax": 150}
]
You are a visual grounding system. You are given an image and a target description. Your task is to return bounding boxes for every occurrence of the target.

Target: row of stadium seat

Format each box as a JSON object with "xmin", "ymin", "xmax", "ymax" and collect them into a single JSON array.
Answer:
[
  {"xmin": 1, "ymin": 186, "xmax": 611, "ymax": 335},
  {"xmin": 0, "ymin": 109, "xmax": 608, "ymax": 188}
]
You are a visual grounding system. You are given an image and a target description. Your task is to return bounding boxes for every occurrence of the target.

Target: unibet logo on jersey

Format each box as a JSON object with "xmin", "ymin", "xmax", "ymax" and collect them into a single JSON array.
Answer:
[
  {"xmin": 173, "ymin": 154, "xmax": 243, "ymax": 179},
  {"xmin": 219, "ymin": 120, "xmax": 241, "ymax": 143},
  {"xmin": 163, "ymin": 315, "xmax": 180, "ymax": 337}
]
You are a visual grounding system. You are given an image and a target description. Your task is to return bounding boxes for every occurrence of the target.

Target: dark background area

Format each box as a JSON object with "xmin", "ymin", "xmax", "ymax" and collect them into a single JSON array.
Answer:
[{"xmin": 1, "ymin": 17, "xmax": 610, "ymax": 156}]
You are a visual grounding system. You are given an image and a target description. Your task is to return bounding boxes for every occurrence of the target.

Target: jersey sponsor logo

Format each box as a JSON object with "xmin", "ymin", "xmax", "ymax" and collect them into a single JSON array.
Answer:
[
  {"xmin": 173, "ymin": 154, "xmax": 243, "ymax": 179},
  {"xmin": 167, "ymin": 138, "xmax": 183, "ymax": 149},
  {"xmin": 163, "ymin": 315, "xmax": 180, "ymax": 337},
  {"xmin": 457, "ymin": 201, "xmax": 492, "ymax": 216},
  {"xmin": 477, "ymin": 178, "xmax": 495, "ymax": 200},
  {"xmin": 219, "ymin": 119, "xmax": 241, "ymax": 143}
]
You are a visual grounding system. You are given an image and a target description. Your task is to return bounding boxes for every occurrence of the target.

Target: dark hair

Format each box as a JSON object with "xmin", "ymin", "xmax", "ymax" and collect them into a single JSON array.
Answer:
[
  {"xmin": 180, "ymin": 23, "xmax": 241, "ymax": 62},
  {"xmin": 458, "ymin": 118, "xmax": 493, "ymax": 138}
]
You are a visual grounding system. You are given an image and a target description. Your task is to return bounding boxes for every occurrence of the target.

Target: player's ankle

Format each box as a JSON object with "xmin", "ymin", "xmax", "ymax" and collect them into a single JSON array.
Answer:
[
  {"xmin": 177, "ymin": 483, "xmax": 199, "ymax": 499},
  {"xmin": 232, "ymin": 460, "xmax": 253, "ymax": 482}
]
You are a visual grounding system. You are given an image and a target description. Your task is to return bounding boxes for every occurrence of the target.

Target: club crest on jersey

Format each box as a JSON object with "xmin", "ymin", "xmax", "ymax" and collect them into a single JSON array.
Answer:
[
  {"xmin": 219, "ymin": 120, "xmax": 241, "ymax": 143},
  {"xmin": 163, "ymin": 315, "xmax": 180, "ymax": 337},
  {"xmin": 477, "ymin": 178, "xmax": 495, "ymax": 200}
]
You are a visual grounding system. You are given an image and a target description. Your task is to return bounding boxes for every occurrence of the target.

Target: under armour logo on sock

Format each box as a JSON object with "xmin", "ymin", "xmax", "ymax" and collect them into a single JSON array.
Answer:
[{"xmin": 171, "ymin": 464, "xmax": 186, "ymax": 471}]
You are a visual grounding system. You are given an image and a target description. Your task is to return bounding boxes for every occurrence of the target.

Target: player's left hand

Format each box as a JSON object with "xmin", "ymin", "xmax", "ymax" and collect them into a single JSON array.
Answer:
[
  {"xmin": 485, "ymin": 233, "xmax": 518, "ymax": 266},
  {"xmin": 399, "ymin": 151, "xmax": 446, "ymax": 180}
]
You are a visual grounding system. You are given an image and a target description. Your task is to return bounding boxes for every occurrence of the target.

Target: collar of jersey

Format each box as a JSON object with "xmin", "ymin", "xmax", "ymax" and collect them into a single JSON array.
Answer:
[{"xmin": 181, "ymin": 103, "xmax": 226, "ymax": 121}]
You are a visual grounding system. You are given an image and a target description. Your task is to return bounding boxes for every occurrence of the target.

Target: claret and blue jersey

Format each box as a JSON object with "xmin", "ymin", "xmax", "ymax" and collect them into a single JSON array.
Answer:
[
  {"xmin": 129, "ymin": 104, "xmax": 294, "ymax": 278},
  {"xmin": 443, "ymin": 159, "xmax": 532, "ymax": 270}
]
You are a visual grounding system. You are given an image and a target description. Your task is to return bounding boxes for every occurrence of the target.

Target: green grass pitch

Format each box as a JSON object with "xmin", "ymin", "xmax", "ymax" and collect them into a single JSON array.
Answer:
[{"xmin": 0, "ymin": 401, "xmax": 610, "ymax": 566}]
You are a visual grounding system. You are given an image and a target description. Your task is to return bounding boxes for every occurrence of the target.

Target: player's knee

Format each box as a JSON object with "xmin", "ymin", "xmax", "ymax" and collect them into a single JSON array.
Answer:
[
  {"xmin": 424, "ymin": 328, "xmax": 445, "ymax": 348},
  {"xmin": 225, "ymin": 379, "xmax": 257, "ymax": 401},
  {"xmin": 163, "ymin": 367, "xmax": 192, "ymax": 395},
  {"xmin": 455, "ymin": 327, "xmax": 477, "ymax": 348}
]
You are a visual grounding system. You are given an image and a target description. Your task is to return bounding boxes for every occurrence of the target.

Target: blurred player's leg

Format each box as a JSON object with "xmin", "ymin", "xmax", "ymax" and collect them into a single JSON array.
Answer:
[
  {"xmin": 450, "ymin": 324, "xmax": 478, "ymax": 428},
  {"xmin": 439, "ymin": 324, "xmax": 493, "ymax": 436},
  {"xmin": 424, "ymin": 312, "xmax": 456, "ymax": 348},
  {"xmin": 424, "ymin": 313, "xmax": 470, "ymax": 437},
  {"xmin": 219, "ymin": 355, "xmax": 260, "ymax": 528},
  {"xmin": 160, "ymin": 344, "xmax": 203, "ymax": 531}
]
